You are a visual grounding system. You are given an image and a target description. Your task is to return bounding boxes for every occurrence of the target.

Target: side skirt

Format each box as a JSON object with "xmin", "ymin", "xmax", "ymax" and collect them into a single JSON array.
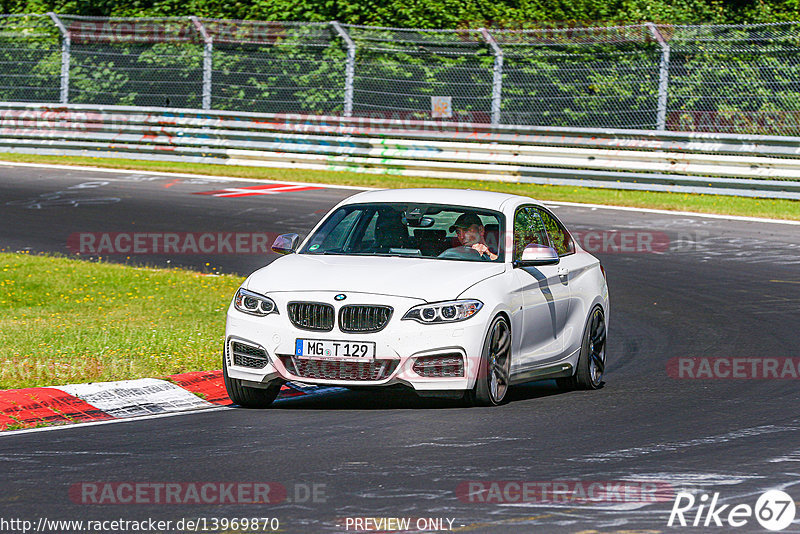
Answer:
[{"xmin": 510, "ymin": 363, "xmax": 574, "ymax": 385}]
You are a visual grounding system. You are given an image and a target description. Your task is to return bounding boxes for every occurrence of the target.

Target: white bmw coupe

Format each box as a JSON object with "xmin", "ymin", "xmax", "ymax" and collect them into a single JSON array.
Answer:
[{"xmin": 224, "ymin": 188, "xmax": 609, "ymax": 407}]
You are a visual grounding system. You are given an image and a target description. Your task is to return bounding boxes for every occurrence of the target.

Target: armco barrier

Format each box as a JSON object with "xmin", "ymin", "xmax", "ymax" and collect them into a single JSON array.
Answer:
[{"xmin": 1, "ymin": 103, "xmax": 799, "ymax": 200}]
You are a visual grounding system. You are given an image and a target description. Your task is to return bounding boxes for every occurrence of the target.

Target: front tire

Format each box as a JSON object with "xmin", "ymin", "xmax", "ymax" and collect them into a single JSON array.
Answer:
[
  {"xmin": 223, "ymin": 353, "xmax": 281, "ymax": 408},
  {"xmin": 557, "ymin": 306, "xmax": 606, "ymax": 391},
  {"xmin": 466, "ymin": 315, "xmax": 512, "ymax": 406}
]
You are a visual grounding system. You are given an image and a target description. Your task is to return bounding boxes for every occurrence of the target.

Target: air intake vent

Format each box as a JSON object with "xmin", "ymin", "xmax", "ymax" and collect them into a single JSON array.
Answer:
[
  {"xmin": 339, "ymin": 305, "xmax": 393, "ymax": 333},
  {"xmin": 280, "ymin": 356, "xmax": 398, "ymax": 381},
  {"xmin": 231, "ymin": 341, "xmax": 269, "ymax": 369},
  {"xmin": 287, "ymin": 302, "xmax": 335, "ymax": 331},
  {"xmin": 412, "ymin": 354, "xmax": 464, "ymax": 377}
]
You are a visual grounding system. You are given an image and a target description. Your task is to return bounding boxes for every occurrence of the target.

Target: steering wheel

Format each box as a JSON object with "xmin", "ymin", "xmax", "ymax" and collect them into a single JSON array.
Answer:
[{"xmin": 438, "ymin": 245, "xmax": 484, "ymax": 259}]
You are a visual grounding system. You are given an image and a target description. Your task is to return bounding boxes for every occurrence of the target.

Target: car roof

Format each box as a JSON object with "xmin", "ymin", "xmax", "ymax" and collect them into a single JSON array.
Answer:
[{"xmin": 342, "ymin": 188, "xmax": 539, "ymax": 211}]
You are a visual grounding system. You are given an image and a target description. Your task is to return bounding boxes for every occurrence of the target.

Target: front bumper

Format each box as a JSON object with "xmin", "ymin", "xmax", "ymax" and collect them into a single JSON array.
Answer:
[{"xmin": 224, "ymin": 292, "xmax": 489, "ymax": 392}]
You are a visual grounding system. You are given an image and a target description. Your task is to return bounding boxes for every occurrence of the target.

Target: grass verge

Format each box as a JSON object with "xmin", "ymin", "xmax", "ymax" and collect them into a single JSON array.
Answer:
[
  {"xmin": 1, "ymin": 154, "xmax": 798, "ymax": 221},
  {"xmin": 0, "ymin": 252, "xmax": 242, "ymax": 389}
]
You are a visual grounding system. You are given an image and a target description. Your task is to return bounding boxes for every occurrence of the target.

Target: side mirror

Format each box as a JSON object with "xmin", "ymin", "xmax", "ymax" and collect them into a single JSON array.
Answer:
[
  {"xmin": 271, "ymin": 233, "xmax": 300, "ymax": 255},
  {"xmin": 516, "ymin": 243, "xmax": 559, "ymax": 266}
]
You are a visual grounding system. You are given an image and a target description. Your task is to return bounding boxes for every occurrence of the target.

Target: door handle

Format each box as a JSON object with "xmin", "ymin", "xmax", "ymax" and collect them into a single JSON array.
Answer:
[{"xmin": 558, "ymin": 267, "xmax": 569, "ymax": 280}]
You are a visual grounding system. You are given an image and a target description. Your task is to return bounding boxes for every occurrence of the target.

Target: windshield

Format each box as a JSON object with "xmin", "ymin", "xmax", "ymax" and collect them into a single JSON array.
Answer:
[{"xmin": 300, "ymin": 203, "xmax": 505, "ymax": 262}]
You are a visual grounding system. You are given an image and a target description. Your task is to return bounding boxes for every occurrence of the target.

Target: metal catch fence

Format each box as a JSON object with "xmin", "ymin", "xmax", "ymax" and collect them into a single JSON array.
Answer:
[{"xmin": 1, "ymin": 15, "xmax": 800, "ymax": 135}]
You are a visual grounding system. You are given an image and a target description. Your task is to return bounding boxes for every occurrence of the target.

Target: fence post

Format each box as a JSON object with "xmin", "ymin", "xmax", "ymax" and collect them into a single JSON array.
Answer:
[
  {"xmin": 481, "ymin": 28, "xmax": 503, "ymax": 126},
  {"xmin": 191, "ymin": 16, "xmax": 213, "ymax": 110},
  {"xmin": 48, "ymin": 13, "xmax": 70, "ymax": 105},
  {"xmin": 331, "ymin": 21, "xmax": 355, "ymax": 117},
  {"xmin": 647, "ymin": 23, "xmax": 670, "ymax": 131}
]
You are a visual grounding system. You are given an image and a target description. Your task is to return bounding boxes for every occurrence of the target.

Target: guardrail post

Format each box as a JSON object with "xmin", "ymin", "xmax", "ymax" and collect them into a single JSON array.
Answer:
[
  {"xmin": 48, "ymin": 13, "xmax": 70, "ymax": 105},
  {"xmin": 647, "ymin": 23, "xmax": 670, "ymax": 131},
  {"xmin": 191, "ymin": 17, "xmax": 213, "ymax": 110},
  {"xmin": 481, "ymin": 28, "xmax": 503, "ymax": 126},
  {"xmin": 331, "ymin": 22, "xmax": 355, "ymax": 117}
]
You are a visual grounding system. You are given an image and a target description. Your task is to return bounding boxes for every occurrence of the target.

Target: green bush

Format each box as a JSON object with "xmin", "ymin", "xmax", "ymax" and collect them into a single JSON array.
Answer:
[{"xmin": 2, "ymin": 0, "xmax": 797, "ymax": 26}]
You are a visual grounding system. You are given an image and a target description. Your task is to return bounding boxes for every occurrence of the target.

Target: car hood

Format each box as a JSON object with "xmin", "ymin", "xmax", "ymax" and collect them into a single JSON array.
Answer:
[{"xmin": 245, "ymin": 254, "xmax": 506, "ymax": 302}]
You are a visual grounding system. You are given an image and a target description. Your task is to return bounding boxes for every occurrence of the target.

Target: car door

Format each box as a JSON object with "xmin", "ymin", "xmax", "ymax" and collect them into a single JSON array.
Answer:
[
  {"xmin": 536, "ymin": 206, "xmax": 596, "ymax": 357},
  {"xmin": 511, "ymin": 206, "xmax": 571, "ymax": 372}
]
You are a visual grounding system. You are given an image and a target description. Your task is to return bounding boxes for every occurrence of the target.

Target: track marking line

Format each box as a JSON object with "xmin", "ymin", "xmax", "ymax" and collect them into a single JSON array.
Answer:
[
  {"xmin": 0, "ymin": 161, "xmax": 797, "ymax": 224},
  {"xmin": 543, "ymin": 201, "xmax": 800, "ymax": 226},
  {"xmin": 193, "ymin": 183, "xmax": 323, "ymax": 197}
]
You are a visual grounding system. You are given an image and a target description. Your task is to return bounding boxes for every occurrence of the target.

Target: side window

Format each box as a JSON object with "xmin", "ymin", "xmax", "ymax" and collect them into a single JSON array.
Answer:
[
  {"xmin": 536, "ymin": 208, "xmax": 575, "ymax": 256},
  {"xmin": 319, "ymin": 210, "xmax": 361, "ymax": 250},
  {"xmin": 513, "ymin": 207, "xmax": 550, "ymax": 262},
  {"xmin": 362, "ymin": 211, "xmax": 378, "ymax": 243}
]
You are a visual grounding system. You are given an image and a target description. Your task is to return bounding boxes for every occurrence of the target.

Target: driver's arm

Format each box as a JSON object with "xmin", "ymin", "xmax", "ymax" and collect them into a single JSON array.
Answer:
[{"xmin": 471, "ymin": 243, "xmax": 498, "ymax": 260}]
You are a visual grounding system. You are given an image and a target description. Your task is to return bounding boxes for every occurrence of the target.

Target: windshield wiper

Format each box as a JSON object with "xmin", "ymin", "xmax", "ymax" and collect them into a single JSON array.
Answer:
[{"xmin": 309, "ymin": 251, "xmax": 424, "ymax": 258}]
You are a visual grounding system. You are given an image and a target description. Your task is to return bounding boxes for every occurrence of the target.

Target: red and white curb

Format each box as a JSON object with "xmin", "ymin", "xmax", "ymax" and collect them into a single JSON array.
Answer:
[{"xmin": 0, "ymin": 371, "xmax": 338, "ymax": 431}]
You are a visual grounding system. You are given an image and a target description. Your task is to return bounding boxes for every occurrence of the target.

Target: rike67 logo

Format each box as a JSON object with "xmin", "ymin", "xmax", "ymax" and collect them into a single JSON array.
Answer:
[{"xmin": 668, "ymin": 490, "xmax": 796, "ymax": 531}]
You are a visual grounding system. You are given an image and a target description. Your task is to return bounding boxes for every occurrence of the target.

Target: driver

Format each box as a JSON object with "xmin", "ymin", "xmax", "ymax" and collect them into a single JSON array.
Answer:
[{"xmin": 442, "ymin": 212, "xmax": 498, "ymax": 261}]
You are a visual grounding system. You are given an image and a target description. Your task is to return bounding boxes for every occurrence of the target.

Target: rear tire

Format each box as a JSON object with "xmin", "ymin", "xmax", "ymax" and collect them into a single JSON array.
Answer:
[
  {"xmin": 223, "ymin": 353, "xmax": 281, "ymax": 408},
  {"xmin": 558, "ymin": 306, "xmax": 606, "ymax": 391},
  {"xmin": 465, "ymin": 316, "xmax": 512, "ymax": 406}
]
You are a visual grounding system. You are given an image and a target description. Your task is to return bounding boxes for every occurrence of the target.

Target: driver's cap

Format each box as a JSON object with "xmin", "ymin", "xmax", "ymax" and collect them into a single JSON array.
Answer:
[{"xmin": 449, "ymin": 212, "xmax": 482, "ymax": 233}]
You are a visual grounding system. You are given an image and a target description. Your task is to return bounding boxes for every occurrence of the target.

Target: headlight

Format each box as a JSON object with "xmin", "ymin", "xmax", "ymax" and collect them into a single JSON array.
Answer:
[
  {"xmin": 234, "ymin": 288, "xmax": 278, "ymax": 317},
  {"xmin": 402, "ymin": 300, "xmax": 483, "ymax": 324}
]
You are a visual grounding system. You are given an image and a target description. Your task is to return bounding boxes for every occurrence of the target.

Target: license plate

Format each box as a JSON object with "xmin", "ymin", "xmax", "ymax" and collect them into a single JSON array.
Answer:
[{"xmin": 295, "ymin": 339, "xmax": 376, "ymax": 360}]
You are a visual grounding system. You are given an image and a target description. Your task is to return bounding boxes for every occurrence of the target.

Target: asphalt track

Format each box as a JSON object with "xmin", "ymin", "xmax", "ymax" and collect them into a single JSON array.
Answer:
[{"xmin": 1, "ymin": 163, "xmax": 799, "ymax": 533}]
